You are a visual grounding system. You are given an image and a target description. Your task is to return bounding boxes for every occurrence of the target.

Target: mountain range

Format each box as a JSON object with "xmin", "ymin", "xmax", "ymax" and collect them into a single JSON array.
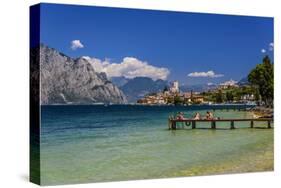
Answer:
[
  {"xmin": 237, "ymin": 77, "xmax": 250, "ymax": 86},
  {"xmin": 180, "ymin": 77, "xmax": 250, "ymax": 93},
  {"xmin": 180, "ymin": 83, "xmax": 218, "ymax": 93},
  {"xmin": 31, "ymin": 44, "xmax": 251, "ymax": 104},
  {"xmin": 110, "ymin": 76, "xmax": 129, "ymax": 87},
  {"xmin": 34, "ymin": 44, "xmax": 127, "ymax": 104},
  {"xmin": 114, "ymin": 77, "xmax": 168, "ymax": 103}
]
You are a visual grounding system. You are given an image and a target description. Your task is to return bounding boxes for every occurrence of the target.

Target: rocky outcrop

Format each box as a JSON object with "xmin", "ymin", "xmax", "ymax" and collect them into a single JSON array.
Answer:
[{"xmin": 36, "ymin": 44, "xmax": 127, "ymax": 104}]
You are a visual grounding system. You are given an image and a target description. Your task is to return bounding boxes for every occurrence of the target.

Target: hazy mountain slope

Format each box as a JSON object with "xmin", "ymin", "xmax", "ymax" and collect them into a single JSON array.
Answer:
[
  {"xmin": 121, "ymin": 77, "xmax": 168, "ymax": 102},
  {"xmin": 110, "ymin": 76, "xmax": 129, "ymax": 87}
]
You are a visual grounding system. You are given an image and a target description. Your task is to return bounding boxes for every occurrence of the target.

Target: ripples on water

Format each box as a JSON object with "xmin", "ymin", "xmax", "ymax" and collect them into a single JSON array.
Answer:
[{"xmin": 39, "ymin": 105, "xmax": 273, "ymax": 185}]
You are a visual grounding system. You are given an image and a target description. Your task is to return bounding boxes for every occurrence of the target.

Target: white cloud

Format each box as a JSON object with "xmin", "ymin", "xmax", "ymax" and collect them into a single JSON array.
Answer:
[
  {"xmin": 261, "ymin": 49, "xmax": 266, "ymax": 53},
  {"xmin": 187, "ymin": 70, "xmax": 224, "ymax": 78},
  {"xmin": 71, "ymin": 40, "xmax": 84, "ymax": 50},
  {"xmin": 83, "ymin": 56, "xmax": 170, "ymax": 80},
  {"xmin": 269, "ymin": 42, "xmax": 274, "ymax": 51}
]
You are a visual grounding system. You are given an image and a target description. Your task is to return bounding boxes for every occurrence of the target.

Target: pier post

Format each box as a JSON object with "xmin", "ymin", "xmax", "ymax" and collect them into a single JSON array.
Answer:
[
  {"xmin": 250, "ymin": 121, "xmax": 254, "ymax": 128},
  {"xmin": 267, "ymin": 121, "xmax": 271, "ymax": 129},
  {"xmin": 168, "ymin": 119, "xmax": 171, "ymax": 130},
  {"xmin": 192, "ymin": 121, "xmax": 196, "ymax": 129},
  {"xmin": 230, "ymin": 121, "xmax": 235, "ymax": 129},
  {"xmin": 211, "ymin": 121, "xmax": 216, "ymax": 129},
  {"xmin": 171, "ymin": 121, "xmax": 177, "ymax": 130}
]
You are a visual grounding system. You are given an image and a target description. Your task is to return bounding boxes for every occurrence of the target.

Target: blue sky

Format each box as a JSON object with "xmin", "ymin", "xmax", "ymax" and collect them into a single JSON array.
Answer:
[{"xmin": 40, "ymin": 3, "xmax": 274, "ymax": 85}]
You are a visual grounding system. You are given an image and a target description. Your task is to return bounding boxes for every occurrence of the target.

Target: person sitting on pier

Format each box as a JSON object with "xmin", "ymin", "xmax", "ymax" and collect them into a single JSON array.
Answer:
[
  {"xmin": 176, "ymin": 112, "xmax": 190, "ymax": 127},
  {"xmin": 206, "ymin": 111, "xmax": 214, "ymax": 120},
  {"xmin": 193, "ymin": 112, "xmax": 201, "ymax": 120},
  {"xmin": 176, "ymin": 112, "xmax": 185, "ymax": 120}
]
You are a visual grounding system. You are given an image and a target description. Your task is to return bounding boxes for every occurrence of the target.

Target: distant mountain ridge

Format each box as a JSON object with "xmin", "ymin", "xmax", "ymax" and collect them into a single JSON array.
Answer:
[
  {"xmin": 237, "ymin": 77, "xmax": 250, "ymax": 86},
  {"xmin": 34, "ymin": 44, "xmax": 127, "ymax": 104},
  {"xmin": 110, "ymin": 76, "xmax": 129, "ymax": 87},
  {"xmin": 120, "ymin": 77, "xmax": 168, "ymax": 102},
  {"xmin": 180, "ymin": 83, "xmax": 218, "ymax": 92},
  {"xmin": 180, "ymin": 77, "xmax": 250, "ymax": 92}
]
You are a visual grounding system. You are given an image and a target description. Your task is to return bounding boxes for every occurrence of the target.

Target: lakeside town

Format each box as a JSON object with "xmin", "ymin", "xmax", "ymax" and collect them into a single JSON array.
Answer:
[
  {"xmin": 132, "ymin": 55, "xmax": 273, "ymax": 118},
  {"xmin": 136, "ymin": 79, "xmax": 256, "ymax": 105}
]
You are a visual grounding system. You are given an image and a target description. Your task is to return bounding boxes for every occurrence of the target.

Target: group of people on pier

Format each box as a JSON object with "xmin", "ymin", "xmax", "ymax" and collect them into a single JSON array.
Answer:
[{"xmin": 176, "ymin": 111, "xmax": 216, "ymax": 120}]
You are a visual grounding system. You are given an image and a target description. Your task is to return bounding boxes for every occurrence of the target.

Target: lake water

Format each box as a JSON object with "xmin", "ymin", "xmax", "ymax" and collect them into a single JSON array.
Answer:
[{"xmin": 40, "ymin": 105, "xmax": 273, "ymax": 185}]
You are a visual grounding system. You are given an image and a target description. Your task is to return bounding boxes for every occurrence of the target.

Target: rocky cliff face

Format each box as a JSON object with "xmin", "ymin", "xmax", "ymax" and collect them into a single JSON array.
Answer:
[{"xmin": 37, "ymin": 44, "xmax": 127, "ymax": 104}]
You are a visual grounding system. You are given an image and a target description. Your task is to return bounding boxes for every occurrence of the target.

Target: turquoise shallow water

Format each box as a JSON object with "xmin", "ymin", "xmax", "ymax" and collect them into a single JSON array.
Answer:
[{"xmin": 40, "ymin": 105, "xmax": 273, "ymax": 185}]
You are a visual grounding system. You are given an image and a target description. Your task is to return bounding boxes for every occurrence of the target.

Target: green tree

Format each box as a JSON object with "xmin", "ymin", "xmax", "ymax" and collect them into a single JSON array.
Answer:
[
  {"xmin": 215, "ymin": 90, "xmax": 224, "ymax": 103},
  {"xmin": 174, "ymin": 96, "xmax": 183, "ymax": 105},
  {"xmin": 253, "ymin": 87, "xmax": 261, "ymax": 103},
  {"xmin": 248, "ymin": 56, "xmax": 273, "ymax": 106},
  {"xmin": 226, "ymin": 91, "xmax": 234, "ymax": 102}
]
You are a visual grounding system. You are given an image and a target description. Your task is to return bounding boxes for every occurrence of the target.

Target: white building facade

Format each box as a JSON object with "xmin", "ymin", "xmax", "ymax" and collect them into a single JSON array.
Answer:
[{"xmin": 170, "ymin": 81, "xmax": 179, "ymax": 93}]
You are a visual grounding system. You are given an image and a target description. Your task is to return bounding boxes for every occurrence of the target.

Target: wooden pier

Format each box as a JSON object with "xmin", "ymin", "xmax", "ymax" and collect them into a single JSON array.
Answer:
[{"xmin": 168, "ymin": 118, "xmax": 273, "ymax": 130}]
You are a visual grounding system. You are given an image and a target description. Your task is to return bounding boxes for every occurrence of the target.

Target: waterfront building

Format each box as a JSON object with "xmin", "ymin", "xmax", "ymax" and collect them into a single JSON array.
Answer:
[
  {"xmin": 219, "ymin": 79, "xmax": 239, "ymax": 89},
  {"xmin": 170, "ymin": 81, "xmax": 179, "ymax": 93}
]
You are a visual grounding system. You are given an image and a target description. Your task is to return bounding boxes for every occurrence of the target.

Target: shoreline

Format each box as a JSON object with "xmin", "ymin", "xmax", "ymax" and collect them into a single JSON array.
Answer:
[
  {"xmin": 249, "ymin": 106, "xmax": 273, "ymax": 118},
  {"xmin": 171, "ymin": 135, "xmax": 273, "ymax": 177}
]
